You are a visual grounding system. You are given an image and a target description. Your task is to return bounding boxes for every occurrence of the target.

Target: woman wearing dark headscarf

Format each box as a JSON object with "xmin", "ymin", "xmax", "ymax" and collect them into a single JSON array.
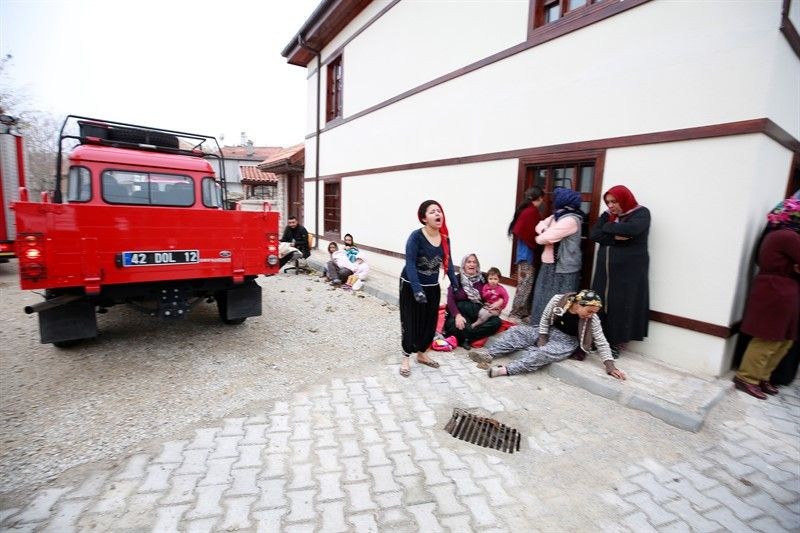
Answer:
[
  {"xmin": 590, "ymin": 185, "xmax": 651, "ymax": 357},
  {"xmin": 508, "ymin": 186, "xmax": 544, "ymax": 321},
  {"xmin": 398, "ymin": 200, "xmax": 459, "ymax": 377},
  {"xmin": 733, "ymin": 197, "xmax": 800, "ymax": 399},
  {"xmin": 529, "ymin": 188, "xmax": 584, "ymax": 324},
  {"xmin": 442, "ymin": 253, "xmax": 502, "ymax": 349}
]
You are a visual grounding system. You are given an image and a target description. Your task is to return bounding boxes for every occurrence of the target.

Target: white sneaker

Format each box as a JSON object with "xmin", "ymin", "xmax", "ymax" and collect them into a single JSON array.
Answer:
[{"xmin": 352, "ymin": 279, "xmax": 364, "ymax": 291}]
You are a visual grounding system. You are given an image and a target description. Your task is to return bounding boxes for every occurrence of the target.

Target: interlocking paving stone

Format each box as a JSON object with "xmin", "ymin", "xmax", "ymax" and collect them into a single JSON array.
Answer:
[{"xmin": 5, "ymin": 352, "xmax": 799, "ymax": 532}]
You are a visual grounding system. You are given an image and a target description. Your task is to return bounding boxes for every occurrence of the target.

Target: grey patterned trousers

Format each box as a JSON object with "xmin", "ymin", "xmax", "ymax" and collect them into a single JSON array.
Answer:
[{"xmin": 487, "ymin": 325, "xmax": 578, "ymax": 375}]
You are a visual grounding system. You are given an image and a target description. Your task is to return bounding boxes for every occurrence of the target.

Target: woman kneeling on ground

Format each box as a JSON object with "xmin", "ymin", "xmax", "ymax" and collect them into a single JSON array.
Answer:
[
  {"xmin": 469, "ymin": 289, "xmax": 626, "ymax": 380},
  {"xmin": 443, "ymin": 254, "xmax": 502, "ymax": 349}
]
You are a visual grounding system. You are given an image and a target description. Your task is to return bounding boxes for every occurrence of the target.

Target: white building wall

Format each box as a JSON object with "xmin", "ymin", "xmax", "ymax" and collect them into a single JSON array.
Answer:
[
  {"xmin": 313, "ymin": 1, "xmax": 796, "ymax": 176},
  {"xmin": 343, "ymin": 0, "xmax": 528, "ymax": 115},
  {"xmin": 602, "ymin": 134, "xmax": 792, "ymax": 328}
]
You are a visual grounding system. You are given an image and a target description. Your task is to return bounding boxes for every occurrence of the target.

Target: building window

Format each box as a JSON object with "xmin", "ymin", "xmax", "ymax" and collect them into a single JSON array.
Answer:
[
  {"xmin": 326, "ymin": 55, "xmax": 343, "ymax": 122},
  {"xmin": 532, "ymin": 0, "xmax": 604, "ymax": 29},
  {"xmin": 251, "ymin": 184, "xmax": 277, "ymax": 200},
  {"xmin": 324, "ymin": 181, "xmax": 341, "ymax": 235}
]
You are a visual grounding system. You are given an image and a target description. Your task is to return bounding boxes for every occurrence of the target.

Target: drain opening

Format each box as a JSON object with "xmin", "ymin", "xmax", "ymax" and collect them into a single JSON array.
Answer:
[{"xmin": 443, "ymin": 408, "xmax": 521, "ymax": 453}]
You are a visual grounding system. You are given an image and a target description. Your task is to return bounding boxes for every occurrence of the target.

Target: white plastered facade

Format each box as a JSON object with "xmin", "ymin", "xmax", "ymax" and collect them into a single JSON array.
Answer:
[{"xmin": 300, "ymin": 0, "xmax": 800, "ymax": 376}]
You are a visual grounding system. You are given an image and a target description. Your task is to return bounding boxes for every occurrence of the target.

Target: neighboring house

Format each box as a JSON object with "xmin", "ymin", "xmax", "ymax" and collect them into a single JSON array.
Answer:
[
  {"xmin": 208, "ymin": 143, "xmax": 283, "ymax": 208},
  {"xmin": 283, "ymin": 0, "xmax": 800, "ymax": 376},
  {"xmin": 257, "ymin": 144, "xmax": 305, "ymax": 225}
]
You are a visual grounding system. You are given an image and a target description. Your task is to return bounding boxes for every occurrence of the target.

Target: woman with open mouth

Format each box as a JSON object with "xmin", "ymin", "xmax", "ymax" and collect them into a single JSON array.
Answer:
[{"xmin": 398, "ymin": 200, "xmax": 459, "ymax": 377}]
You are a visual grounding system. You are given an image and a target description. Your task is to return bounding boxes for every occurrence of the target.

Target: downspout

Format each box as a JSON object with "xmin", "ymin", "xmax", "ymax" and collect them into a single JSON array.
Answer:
[{"xmin": 298, "ymin": 36, "xmax": 322, "ymax": 250}]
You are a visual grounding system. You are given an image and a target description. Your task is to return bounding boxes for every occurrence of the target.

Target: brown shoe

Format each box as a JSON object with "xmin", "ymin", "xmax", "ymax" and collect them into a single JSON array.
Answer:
[
  {"xmin": 733, "ymin": 376, "xmax": 767, "ymax": 400},
  {"xmin": 759, "ymin": 381, "xmax": 779, "ymax": 395}
]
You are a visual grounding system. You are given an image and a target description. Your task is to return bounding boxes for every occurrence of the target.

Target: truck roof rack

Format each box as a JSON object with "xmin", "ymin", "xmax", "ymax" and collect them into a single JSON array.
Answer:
[{"xmin": 53, "ymin": 115, "xmax": 229, "ymax": 206}]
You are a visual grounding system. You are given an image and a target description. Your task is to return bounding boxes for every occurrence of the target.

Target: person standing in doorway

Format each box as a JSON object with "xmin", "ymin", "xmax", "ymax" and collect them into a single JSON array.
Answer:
[
  {"xmin": 508, "ymin": 186, "xmax": 544, "ymax": 322},
  {"xmin": 398, "ymin": 200, "xmax": 459, "ymax": 377},
  {"xmin": 590, "ymin": 185, "xmax": 651, "ymax": 358},
  {"xmin": 529, "ymin": 188, "xmax": 584, "ymax": 324}
]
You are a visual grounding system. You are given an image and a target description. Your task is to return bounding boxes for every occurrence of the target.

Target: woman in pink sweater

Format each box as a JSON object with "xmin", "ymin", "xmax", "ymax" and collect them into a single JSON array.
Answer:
[{"xmin": 529, "ymin": 188, "xmax": 584, "ymax": 323}]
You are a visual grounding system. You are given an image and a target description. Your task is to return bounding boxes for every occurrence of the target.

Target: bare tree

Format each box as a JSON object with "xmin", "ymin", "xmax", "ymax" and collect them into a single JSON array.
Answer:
[{"xmin": 0, "ymin": 54, "xmax": 62, "ymax": 196}]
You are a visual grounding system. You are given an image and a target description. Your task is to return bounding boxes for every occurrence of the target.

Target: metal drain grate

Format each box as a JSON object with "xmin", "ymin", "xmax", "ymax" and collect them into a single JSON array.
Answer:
[{"xmin": 444, "ymin": 408, "xmax": 521, "ymax": 453}]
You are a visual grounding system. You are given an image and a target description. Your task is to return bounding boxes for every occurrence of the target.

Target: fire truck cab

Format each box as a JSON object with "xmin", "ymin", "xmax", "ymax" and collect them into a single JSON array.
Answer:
[{"xmin": 14, "ymin": 116, "xmax": 281, "ymax": 346}]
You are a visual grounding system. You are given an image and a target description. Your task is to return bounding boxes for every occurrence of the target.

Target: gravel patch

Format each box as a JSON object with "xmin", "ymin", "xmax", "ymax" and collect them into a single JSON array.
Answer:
[{"xmin": 0, "ymin": 263, "xmax": 399, "ymax": 500}]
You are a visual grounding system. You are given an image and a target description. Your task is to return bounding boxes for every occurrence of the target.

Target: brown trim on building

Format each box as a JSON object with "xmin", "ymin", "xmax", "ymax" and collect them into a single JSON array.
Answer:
[
  {"xmin": 304, "ymin": 0, "xmax": 651, "ymax": 139},
  {"xmin": 649, "ymin": 311, "xmax": 740, "ymax": 339},
  {"xmin": 305, "ymin": 118, "xmax": 800, "ymax": 183},
  {"xmin": 283, "ymin": 0, "xmax": 372, "ymax": 66},
  {"xmin": 787, "ymin": 152, "xmax": 800, "ymax": 197},
  {"xmin": 528, "ymin": 0, "xmax": 646, "ymax": 40},
  {"xmin": 781, "ymin": 0, "xmax": 800, "ymax": 60},
  {"xmin": 307, "ymin": 0, "xmax": 402, "ymax": 79}
]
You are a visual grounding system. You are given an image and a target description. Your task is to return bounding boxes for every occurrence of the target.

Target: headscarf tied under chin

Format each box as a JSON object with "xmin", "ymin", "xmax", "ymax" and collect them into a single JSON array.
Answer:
[
  {"xmin": 604, "ymin": 185, "xmax": 640, "ymax": 222},
  {"xmin": 553, "ymin": 188, "xmax": 585, "ymax": 221},
  {"xmin": 767, "ymin": 197, "xmax": 800, "ymax": 233},
  {"xmin": 459, "ymin": 254, "xmax": 484, "ymax": 304},
  {"xmin": 417, "ymin": 199, "xmax": 451, "ymax": 277}
]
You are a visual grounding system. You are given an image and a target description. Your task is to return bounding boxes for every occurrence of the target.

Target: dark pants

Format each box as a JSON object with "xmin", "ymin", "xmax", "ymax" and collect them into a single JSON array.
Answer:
[
  {"xmin": 443, "ymin": 300, "xmax": 501, "ymax": 346},
  {"xmin": 279, "ymin": 251, "xmax": 300, "ymax": 268},
  {"xmin": 326, "ymin": 261, "xmax": 353, "ymax": 282},
  {"xmin": 399, "ymin": 280, "xmax": 441, "ymax": 355}
]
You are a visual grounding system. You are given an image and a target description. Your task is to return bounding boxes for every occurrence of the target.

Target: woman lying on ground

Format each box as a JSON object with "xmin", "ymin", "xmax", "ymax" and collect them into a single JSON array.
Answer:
[{"xmin": 469, "ymin": 289, "xmax": 626, "ymax": 380}]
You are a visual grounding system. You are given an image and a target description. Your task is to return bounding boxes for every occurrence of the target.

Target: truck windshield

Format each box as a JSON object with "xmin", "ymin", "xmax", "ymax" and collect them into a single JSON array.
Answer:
[{"xmin": 102, "ymin": 170, "xmax": 194, "ymax": 206}]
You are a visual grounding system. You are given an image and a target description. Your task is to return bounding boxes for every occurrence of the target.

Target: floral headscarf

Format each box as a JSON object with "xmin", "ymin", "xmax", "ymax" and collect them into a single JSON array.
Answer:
[
  {"xmin": 766, "ymin": 197, "xmax": 800, "ymax": 233},
  {"xmin": 459, "ymin": 254, "xmax": 484, "ymax": 303}
]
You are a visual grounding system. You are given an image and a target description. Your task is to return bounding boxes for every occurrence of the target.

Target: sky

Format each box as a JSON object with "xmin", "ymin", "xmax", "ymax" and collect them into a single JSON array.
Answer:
[{"xmin": 0, "ymin": 0, "xmax": 319, "ymax": 147}]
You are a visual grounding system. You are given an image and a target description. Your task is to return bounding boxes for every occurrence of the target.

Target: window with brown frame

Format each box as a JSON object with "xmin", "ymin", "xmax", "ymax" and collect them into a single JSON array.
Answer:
[
  {"xmin": 532, "ymin": 0, "xmax": 605, "ymax": 28},
  {"xmin": 324, "ymin": 181, "xmax": 341, "ymax": 235},
  {"xmin": 326, "ymin": 55, "xmax": 343, "ymax": 123}
]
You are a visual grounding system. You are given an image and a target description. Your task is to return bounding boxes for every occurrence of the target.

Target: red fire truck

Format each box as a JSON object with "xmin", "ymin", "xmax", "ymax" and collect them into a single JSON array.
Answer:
[
  {"xmin": 0, "ymin": 114, "xmax": 25, "ymax": 262},
  {"xmin": 14, "ymin": 116, "xmax": 280, "ymax": 346}
]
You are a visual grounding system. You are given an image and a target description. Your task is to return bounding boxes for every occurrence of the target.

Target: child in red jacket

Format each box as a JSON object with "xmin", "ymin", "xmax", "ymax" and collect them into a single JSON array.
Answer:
[{"xmin": 472, "ymin": 267, "xmax": 509, "ymax": 328}]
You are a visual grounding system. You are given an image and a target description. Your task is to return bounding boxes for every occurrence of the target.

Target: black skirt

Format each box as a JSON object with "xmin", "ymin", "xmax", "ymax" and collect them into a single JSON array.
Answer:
[{"xmin": 399, "ymin": 279, "xmax": 441, "ymax": 355}]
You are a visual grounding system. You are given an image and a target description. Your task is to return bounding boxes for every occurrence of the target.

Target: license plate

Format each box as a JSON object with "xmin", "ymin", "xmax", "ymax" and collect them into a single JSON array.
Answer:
[{"xmin": 122, "ymin": 250, "xmax": 199, "ymax": 267}]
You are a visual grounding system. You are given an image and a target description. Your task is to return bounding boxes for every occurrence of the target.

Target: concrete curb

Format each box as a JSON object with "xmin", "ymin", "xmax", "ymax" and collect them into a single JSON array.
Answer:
[{"xmin": 546, "ymin": 363, "xmax": 730, "ymax": 432}]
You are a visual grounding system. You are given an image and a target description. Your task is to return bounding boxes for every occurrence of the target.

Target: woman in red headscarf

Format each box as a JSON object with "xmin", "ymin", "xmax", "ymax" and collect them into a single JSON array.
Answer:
[{"xmin": 590, "ymin": 185, "xmax": 651, "ymax": 357}]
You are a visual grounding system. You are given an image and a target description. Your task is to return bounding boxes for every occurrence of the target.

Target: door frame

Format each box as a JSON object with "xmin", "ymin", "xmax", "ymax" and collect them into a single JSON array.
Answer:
[{"xmin": 513, "ymin": 149, "xmax": 606, "ymax": 288}]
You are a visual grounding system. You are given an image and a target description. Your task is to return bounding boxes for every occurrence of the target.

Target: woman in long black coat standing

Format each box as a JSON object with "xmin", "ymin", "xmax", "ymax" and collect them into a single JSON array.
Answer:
[{"xmin": 590, "ymin": 185, "xmax": 651, "ymax": 357}]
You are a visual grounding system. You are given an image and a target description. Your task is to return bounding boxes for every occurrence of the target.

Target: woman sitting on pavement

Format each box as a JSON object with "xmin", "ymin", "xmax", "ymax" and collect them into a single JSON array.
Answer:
[
  {"xmin": 325, "ymin": 242, "xmax": 355, "ymax": 286},
  {"xmin": 469, "ymin": 289, "xmax": 626, "ymax": 380},
  {"xmin": 443, "ymin": 254, "xmax": 502, "ymax": 349}
]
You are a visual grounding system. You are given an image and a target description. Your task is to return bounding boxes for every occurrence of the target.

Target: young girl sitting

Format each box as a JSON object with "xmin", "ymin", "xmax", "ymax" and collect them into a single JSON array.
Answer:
[{"xmin": 472, "ymin": 267, "xmax": 509, "ymax": 328}]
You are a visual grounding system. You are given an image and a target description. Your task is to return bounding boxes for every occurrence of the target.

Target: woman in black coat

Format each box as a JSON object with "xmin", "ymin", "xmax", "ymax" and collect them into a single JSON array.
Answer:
[{"xmin": 590, "ymin": 185, "xmax": 651, "ymax": 357}]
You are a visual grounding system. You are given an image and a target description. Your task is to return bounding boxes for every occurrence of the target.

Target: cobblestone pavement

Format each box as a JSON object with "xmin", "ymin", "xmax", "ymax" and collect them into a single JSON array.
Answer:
[{"xmin": 1, "ymin": 351, "xmax": 798, "ymax": 531}]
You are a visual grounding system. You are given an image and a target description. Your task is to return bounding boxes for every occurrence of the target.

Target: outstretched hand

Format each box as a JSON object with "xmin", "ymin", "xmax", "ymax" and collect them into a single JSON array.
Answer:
[
  {"xmin": 455, "ymin": 314, "xmax": 466, "ymax": 330},
  {"xmin": 604, "ymin": 361, "xmax": 626, "ymax": 380}
]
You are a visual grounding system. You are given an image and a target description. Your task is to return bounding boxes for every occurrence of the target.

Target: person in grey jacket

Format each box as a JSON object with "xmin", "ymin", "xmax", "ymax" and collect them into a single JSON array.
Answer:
[{"xmin": 470, "ymin": 290, "xmax": 626, "ymax": 380}]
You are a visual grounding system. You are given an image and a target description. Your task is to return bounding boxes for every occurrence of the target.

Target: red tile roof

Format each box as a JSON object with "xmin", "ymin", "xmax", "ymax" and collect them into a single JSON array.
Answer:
[
  {"xmin": 240, "ymin": 165, "xmax": 278, "ymax": 184},
  {"xmin": 222, "ymin": 145, "xmax": 284, "ymax": 160},
  {"xmin": 257, "ymin": 143, "xmax": 305, "ymax": 172}
]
